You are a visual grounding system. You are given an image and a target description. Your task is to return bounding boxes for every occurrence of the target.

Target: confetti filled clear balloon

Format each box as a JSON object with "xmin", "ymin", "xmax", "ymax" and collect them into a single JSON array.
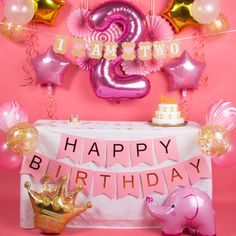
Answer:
[
  {"xmin": 6, "ymin": 122, "xmax": 39, "ymax": 156},
  {"xmin": 197, "ymin": 124, "xmax": 231, "ymax": 157}
]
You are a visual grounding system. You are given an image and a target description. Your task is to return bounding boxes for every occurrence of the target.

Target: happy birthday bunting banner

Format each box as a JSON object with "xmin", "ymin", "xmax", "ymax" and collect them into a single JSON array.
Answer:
[{"xmin": 21, "ymin": 153, "xmax": 211, "ymax": 199}]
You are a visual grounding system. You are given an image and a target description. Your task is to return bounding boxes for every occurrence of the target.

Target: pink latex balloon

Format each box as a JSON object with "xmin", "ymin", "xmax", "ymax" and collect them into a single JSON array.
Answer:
[
  {"xmin": 206, "ymin": 100, "xmax": 236, "ymax": 132},
  {"xmin": 0, "ymin": 131, "xmax": 22, "ymax": 170},
  {"xmin": 191, "ymin": 0, "xmax": 220, "ymax": 24},
  {"xmin": 31, "ymin": 46, "xmax": 71, "ymax": 86},
  {"xmin": 146, "ymin": 187, "xmax": 216, "ymax": 235},
  {"xmin": 163, "ymin": 50, "xmax": 206, "ymax": 91},
  {"xmin": 213, "ymin": 132, "xmax": 236, "ymax": 167},
  {"xmin": 88, "ymin": 1, "xmax": 150, "ymax": 100},
  {"xmin": 3, "ymin": 0, "xmax": 35, "ymax": 25},
  {"xmin": 0, "ymin": 101, "xmax": 28, "ymax": 132}
]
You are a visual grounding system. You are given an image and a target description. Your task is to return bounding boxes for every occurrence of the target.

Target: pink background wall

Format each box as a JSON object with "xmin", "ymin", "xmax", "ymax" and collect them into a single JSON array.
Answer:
[{"xmin": 0, "ymin": 0, "xmax": 236, "ymax": 235}]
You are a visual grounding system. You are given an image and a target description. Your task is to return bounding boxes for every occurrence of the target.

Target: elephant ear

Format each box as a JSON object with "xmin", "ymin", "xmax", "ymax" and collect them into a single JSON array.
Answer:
[{"xmin": 183, "ymin": 194, "xmax": 198, "ymax": 220}]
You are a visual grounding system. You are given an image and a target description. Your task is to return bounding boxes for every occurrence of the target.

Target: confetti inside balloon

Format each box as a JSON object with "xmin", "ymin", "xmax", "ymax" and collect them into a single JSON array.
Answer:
[
  {"xmin": 0, "ymin": 101, "xmax": 28, "ymax": 132},
  {"xmin": 32, "ymin": 0, "xmax": 65, "ymax": 26},
  {"xmin": 202, "ymin": 13, "xmax": 229, "ymax": 36},
  {"xmin": 67, "ymin": 8, "xmax": 92, "ymax": 38},
  {"xmin": 6, "ymin": 122, "xmax": 39, "ymax": 156},
  {"xmin": 31, "ymin": 46, "xmax": 71, "ymax": 86},
  {"xmin": 162, "ymin": 0, "xmax": 199, "ymax": 33},
  {"xmin": 197, "ymin": 124, "xmax": 230, "ymax": 157},
  {"xmin": 0, "ymin": 18, "xmax": 26, "ymax": 41},
  {"xmin": 163, "ymin": 50, "xmax": 206, "ymax": 91},
  {"xmin": 206, "ymin": 100, "xmax": 236, "ymax": 132}
]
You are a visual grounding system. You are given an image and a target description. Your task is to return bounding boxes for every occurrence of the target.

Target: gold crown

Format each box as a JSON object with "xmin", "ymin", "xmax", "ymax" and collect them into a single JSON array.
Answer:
[
  {"xmin": 160, "ymin": 95, "xmax": 176, "ymax": 104},
  {"xmin": 24, "ymin": 173, "xmax": 92, "ymax": 234}
]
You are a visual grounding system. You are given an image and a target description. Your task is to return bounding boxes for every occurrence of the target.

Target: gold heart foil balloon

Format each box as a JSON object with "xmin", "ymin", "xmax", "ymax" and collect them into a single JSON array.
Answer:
[
  {"xmin": 162, "ymin": 0, "xmax": 199, "ymax": 33},
  {"xmin": 32, "ymin": 0, "xmax": 66, "ymax": 26}
]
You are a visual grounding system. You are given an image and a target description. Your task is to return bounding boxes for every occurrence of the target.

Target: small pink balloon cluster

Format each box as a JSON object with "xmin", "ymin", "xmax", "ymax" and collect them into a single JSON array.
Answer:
[
  {"xmin": 198, "ymin": 100, "xmax": 236, "ymax": 167},
  {"xmin": 0, "ymin": 102, "xmax": 39, "ymax": 170}
]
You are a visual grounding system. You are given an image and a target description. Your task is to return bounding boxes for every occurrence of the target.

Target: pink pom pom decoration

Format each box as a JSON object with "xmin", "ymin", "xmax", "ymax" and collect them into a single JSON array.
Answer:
[
  {"xmin": 67, "ymin": 8, "xmax": 92, "ymax": 38},
  {"xmin": 206, "ymin": 100, "xmax": 236, "ymax": 132}
]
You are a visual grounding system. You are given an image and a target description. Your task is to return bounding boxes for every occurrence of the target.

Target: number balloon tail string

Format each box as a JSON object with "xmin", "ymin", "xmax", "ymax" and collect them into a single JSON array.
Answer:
[
  {"xmin": 193, "ymin": 27, "xmax": 209, "ymax": 88},
  {"xmin": 21, "ymin": 23, "xmax": 39, "ymax": 87}
]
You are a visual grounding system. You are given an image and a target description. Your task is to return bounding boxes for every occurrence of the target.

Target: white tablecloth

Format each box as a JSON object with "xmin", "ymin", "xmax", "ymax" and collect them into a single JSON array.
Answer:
[{"xmin": 20, "ymin": 120, "xmax": 212, "ymax": 229}]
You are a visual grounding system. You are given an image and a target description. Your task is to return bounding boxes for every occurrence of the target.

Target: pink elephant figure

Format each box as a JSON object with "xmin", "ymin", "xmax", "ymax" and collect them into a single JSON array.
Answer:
[{"xmin": 146, "ymin": 187, "xmax": 216, "ymax": 236}]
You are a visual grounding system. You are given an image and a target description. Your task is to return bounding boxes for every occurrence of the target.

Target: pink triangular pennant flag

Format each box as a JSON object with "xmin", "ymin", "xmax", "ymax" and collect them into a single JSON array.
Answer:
[
  {"xmin": 184, "ymin": 155, "xmax": 211, "ymax": 184},
  {"xmin": 163, "ymin": 162, "xmax": 190, "ymax": 192},
  {"xmin": 154, "ymin": 136, "xmax": 179, "ymax": 163},
  {"xmin": 93, "ymin": 171, "xmax": 116, "ymax": 198},
  {"xmin": 117, "ymin": 172, "xmax": 141, "ymax": 198},
  {"xmin": 20, "ymin": 152, "xmax": 50, "ymax": 182},
  {"xmin": 130, "ymin": 140, "xmax": 154, "ymax": 166}
]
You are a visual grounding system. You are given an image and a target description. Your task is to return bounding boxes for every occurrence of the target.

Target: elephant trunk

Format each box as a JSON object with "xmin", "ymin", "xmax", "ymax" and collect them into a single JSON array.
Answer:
[{"xmin": 146, "ymin": 197, "xmax": 170, "ymax": 222}]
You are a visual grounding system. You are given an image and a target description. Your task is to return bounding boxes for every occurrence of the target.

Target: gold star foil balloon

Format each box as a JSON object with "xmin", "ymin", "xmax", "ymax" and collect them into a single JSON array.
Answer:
[
  {"xmin": 24, "ymin": 174, "xmax": 92, "ymax": 234},
  {"xmin": 32, "ymin": 0, "xmax": 66, "ymax": 26},
  {"xmin": 161, "ymin": 0, "xmax": 199, "ymax": 33}
]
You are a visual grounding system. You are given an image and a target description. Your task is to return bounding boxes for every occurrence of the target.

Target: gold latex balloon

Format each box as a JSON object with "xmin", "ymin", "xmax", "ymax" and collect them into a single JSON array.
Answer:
[
  {"xmin": 202, "ymin": 13, "xmax": 229, "ymax": 36},
  {"xmin": 6, "ymin": 122, "xmax": 39, "ymax": 156},
  {"xmin": 162, "ymin": 0, "xmax": 199, "ymax": 33},
  {"xmin": 32, "ymin": 0, "xmax": 66, "ymax": 26},
  {"xmin": 0, "ymin": 18, "xmax": 26, "ymax": 41},
  {"xmin": 24, "ymin": 174, "xmax": 92, "ymax": 234},
  {"xmin": 197, "ymin": 124, "xmax": 231, "ymax": 157}
]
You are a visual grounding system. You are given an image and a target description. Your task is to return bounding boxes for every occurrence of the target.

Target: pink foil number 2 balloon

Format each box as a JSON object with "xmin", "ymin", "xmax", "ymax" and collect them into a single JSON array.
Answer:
[{"xmin": 89, "ymin": 1, "xmax": 150, "ymax": 101}]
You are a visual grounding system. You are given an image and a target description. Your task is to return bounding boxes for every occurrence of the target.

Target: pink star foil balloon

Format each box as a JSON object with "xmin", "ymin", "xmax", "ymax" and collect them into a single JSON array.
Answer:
[
  {"xmin": 31, "ymin": 46, "xmax": 70, "ymax": 86},
  {"xmin": 163, "ymin": 50, "xmax": 206, "ymax": 91}
]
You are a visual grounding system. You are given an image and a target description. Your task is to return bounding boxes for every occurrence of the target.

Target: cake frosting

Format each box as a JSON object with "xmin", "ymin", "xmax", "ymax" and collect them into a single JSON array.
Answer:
[{"xmin": 152, "ymin": 103, "xmax": 185, "ymax": 126}]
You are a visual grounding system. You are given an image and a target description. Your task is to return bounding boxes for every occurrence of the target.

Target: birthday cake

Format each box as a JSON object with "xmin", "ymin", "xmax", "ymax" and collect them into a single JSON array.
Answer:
[{"xmin": 152, "ymin": 97, "xmax": 185, "ymax": 126}]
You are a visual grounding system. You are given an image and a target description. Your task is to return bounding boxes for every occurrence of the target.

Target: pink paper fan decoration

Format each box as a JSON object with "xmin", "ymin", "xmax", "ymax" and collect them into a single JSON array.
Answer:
[
  {"xmin": 146, "ymin": 15, "xmax": 174, "ymax": 42},
  {"xmin": 206, "ymin": 100, "xmax": 236, "ymax": 132},
  {"xmin": 144, "ymin": 58, "xmax": 163, "ymax": 74},
  {"xmin": 76, "ymin": 51, "xmax": 96, "ymax": 71},
  {"xmin": 121, "ymin": 58, "xmax": 147, "ymax": 76},
  {"xmin": 88, "ymin": 23, "xmax": 123, "ymax": 44},
  {"xmin": 67, "ymin": 8, "xmax": 92, "ymax": 38}
]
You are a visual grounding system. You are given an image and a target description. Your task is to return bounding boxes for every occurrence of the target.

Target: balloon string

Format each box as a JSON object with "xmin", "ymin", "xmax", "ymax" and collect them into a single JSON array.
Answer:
[
  {"xmin": 46, "ymin": 85, "xmax": 57, "ymax": 120},
  {"xmin": 180, "ymin": 89, "xmax": 189, "ymax": 121},
  {"xmin": 21, "ymin": 23, "xmax": 39, "ymax": 87},
  {"xmin": 80, "ymin": 0, "xmax": 88, "ymax": 9},
  {"xmin": 0, "ymin": 21, "xmax": 236, "ymax": 43},
  {"xmin": 193, "ymin": 27, "xmax": 208, "ymax": 87}
]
